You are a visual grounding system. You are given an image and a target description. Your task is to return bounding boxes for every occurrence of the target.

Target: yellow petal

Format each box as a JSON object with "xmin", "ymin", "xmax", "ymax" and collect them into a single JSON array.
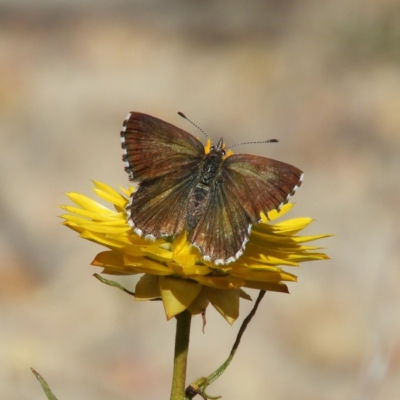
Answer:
[
  {"xmin": 194, "ymin": 275, "xmax": 245, "ymax": 289},
  {"xmin": 135, "ymin": 274, "xmax": 161, "ymax": 300},
  {"xmin": 178, "ymin": 265, "xmax": 211, "ymax": 276},
  {"xmin": 159, "ymin": 276, "xmax": 202, "ymax": 320},
  {"xmin": 239, "ymin": 289, "xmax": 252, "ymax": 300},
  {"xmin": 100, "ymin": 267, "xmax": 135, "ymax": 275},
  {"xmin": 81, "ymin": 225, "xmax": 130, "ymax": 235},
  {"xmin": 118, "ymin": 185, "xmax": 135, "ymax": 197},
  {"xmin": 244, "ymin": 281, "xmax": 289, "ymax": 293},
  {"xmin": 79, "ymin": 230, "xmax": 126, "ymax": 248},
  {"xmin": 60, "ymin": 206, "xmax": 116, "ymax": 221},
  {"xmin": 204, "ymin": 139, "xmax": 212, "ymax": 154},
  {"xmin": 92, "ymin": 186, "xmax": 127, "ymax": 210},
  {"xmin": 270, "ymin": 217, "xmax": 314, "ymax": 234},
  {"xmin": 140, "ymin": 245, "xmax": 174, "ymax": 261},
  {"xmin": 231, "ymin": 268, "xmax": 287, "ymax": 282},
  {"xmin": 187, "ymin": 289, "xmax": 209, "ymax": 315},
  {"xmin": 260, "ymin": 203, "xmax": 293, "ymax": 222},
  {"xmin": 65, "ymin": 192, "xmax": 114, "ymax": 215},
  {"xmin": 123, "ymin": 254, "xmax": 172, "ymax": 275},
  {"xmin": 91, "ymin": 250, "xmax": 124, "ymax": 268},
  {"xmin": 244, "ymin": 250, "xmax": 299, "ymax": 266},
  {"xmin": 172, "ymin": 231, "xmax": 199, "ymax": 269},
  {"xmin": 205, "ymin": 287, "xmax": 240, "ymax": 325},
  {"xmin": 92, "ymin": 181, "xmax": 127, "ymax": 202}
]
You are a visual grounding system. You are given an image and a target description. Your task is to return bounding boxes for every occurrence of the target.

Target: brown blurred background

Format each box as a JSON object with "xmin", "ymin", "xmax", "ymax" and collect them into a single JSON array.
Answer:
[{"xmin": 1, "ymin": 1, "xmax": 399, "ymax": 399}]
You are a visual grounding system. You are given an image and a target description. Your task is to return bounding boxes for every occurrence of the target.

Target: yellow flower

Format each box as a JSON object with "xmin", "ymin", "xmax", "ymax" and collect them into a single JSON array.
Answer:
[{"xmin": 61, "ymin": 181, "xmax": 330, "ymax": 324}]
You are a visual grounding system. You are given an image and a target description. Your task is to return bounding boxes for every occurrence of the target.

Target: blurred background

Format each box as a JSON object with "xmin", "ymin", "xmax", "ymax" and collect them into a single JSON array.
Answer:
[{"xmin": 1, "ymin": 0, "xmax": 399, "ymax": 399}]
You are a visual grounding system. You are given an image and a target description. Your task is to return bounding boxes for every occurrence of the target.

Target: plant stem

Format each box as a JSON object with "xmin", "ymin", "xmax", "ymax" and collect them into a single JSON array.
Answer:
[
  {"xmin": 170, "ymin": 310, "xmax": 192, "ymax": 400},
  {"xmin": 185, "ymin": 290, "xmax": 266, "ymax": 399}
]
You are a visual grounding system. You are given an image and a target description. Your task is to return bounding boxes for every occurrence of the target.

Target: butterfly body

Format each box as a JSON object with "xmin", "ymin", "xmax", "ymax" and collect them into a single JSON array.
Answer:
[
  {"xmin": 121, "ymin": 112, "xmax": 303, "ymax": 265},
  {"xmin": 186, "ymin": 139, "xmax": 226, "ymax": 231}
]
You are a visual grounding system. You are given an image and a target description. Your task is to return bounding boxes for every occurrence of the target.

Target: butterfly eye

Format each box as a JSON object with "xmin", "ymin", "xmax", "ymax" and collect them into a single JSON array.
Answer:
[{"xmin": 221, "ymin": 149, "xmax": 226, "ymax": 156}]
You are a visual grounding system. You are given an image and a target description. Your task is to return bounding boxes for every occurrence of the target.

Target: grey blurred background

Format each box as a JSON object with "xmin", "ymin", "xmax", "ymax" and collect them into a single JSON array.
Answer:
[{"xmin": 1, "ymin": 1, "xmax": 399, "ymax": 399}]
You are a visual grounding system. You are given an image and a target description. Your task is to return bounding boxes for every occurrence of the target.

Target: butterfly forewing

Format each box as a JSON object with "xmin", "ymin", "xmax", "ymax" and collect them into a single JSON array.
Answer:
[
  {"xmin": 121, "ymin": 112, "xmax": 205, "ymax": 239},
  {"xmin": 121, "ymin": 112, "xmax": 205, "ymax": 181},
  {"xmin": 223, "ymin": 154, "xmax": 303, "ymax": 222}
]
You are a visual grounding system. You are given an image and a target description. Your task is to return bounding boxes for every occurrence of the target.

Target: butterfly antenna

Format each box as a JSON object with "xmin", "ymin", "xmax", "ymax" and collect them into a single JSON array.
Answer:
[
  {"xmin": 227, "ymin": 139, "xmax": 279, "ymax": 149},
  {"xmin": 178, "ymin": 112, "xmax": 211, "ymax": 141}
]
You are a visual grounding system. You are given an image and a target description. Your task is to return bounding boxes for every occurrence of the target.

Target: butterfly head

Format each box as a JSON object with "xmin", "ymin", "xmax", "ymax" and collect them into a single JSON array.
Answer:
[{"xmin": 206, "ymin": 138, "xmax": 232, "ymax": 159}]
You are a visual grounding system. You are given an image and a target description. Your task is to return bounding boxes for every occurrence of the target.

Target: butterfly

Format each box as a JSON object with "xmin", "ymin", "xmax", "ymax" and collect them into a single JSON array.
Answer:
[{"xmin": 120, "ymin": 112, "xmax": 303, "ymax": 265}]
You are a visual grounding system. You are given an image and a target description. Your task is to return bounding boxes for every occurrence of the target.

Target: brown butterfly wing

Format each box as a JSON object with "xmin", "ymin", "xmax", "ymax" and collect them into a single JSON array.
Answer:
[
  {"xmin": 223, "ymin": 154, "xmax": 304, "ymax": 223},
  {"xmin": 188, "ymin": 178, "xmax": 252, "ymax": 265},
  {"xmin": 189, "ymin": 154, "xmax": 303, "ymax": 264},
  {"xmin": 121, "ymin": 112, "xmax": 205, "ymax": 181},
  {"xmin": 127, "ymin": 174, "xmax": 199, "ymax": 239},
  {"xmin": 121, "ymin": 112, "xmax": 205, "ymax": 239}
]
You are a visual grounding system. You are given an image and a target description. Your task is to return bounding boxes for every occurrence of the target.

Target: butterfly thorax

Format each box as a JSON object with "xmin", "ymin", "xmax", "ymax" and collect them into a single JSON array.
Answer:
[
  {"xmin": 186, "ymin": 141, "xmax": 225, "ymax": 232},
  {"xmin": 200, "ymin": 146, "xmax": 225, "ymax": 182}
]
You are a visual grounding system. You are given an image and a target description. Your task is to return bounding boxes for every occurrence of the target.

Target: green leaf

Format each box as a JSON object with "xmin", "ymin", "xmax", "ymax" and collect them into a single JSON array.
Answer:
[{"xmin": 31, "ymin": 368, "xmax": 59, "ymax": 400}]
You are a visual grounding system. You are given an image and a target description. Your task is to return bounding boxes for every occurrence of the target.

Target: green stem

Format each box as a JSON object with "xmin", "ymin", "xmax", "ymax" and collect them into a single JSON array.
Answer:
[
  {"xmin": 186, "ymin": 290, "xmax": 266, "ymax": 399},
  {"xmin": 170, "ymin": 310, "xmax": 192, "ymax": 400}
]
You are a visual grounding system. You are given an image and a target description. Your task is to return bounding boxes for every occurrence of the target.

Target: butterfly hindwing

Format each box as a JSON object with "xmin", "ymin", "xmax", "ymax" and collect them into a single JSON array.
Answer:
[
  {"xmin": 128, "ymin": 174, "xmax": 198, "ymax": 239},
  {"xmin": 188, "ymin": 177, "xmax": 252, "ymax": 264}
]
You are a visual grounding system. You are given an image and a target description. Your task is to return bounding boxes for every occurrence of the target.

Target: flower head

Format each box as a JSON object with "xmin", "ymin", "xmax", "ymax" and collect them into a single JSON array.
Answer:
[{"xmin": 61, "ymin": 181, "xmax": 330, "ymax": 324}]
